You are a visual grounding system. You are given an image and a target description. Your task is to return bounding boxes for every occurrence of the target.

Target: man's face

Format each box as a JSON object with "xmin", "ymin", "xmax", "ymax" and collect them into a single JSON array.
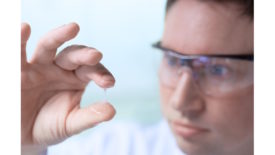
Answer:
[{"xmin": 160, "ymin": 0, "xmax": 253, "ymax": 155}]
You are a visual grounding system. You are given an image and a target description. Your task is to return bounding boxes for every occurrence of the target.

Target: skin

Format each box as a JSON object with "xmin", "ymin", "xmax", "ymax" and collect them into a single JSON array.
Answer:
[
  {"xmin": 21, "ymin": 23, "xmax": 116, "ymax": 154},
  {"xmin": 160, "ymin": 0, "xmax": 253, "ymax": 155}
]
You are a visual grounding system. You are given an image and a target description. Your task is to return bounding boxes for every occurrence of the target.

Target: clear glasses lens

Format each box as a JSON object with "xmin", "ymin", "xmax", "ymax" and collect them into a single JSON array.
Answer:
[{"xmin": 159, "ymin": 52, "xmax": 254, "ymax": 96}]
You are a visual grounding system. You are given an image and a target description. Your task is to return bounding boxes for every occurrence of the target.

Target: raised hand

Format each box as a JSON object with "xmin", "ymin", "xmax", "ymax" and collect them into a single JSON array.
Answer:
[{"xmin": 21, "ymin": 23, "xmax": 116, "ymax": 153}]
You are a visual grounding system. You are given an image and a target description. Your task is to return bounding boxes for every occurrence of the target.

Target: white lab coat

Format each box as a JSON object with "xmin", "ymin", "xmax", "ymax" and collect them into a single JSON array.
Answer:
[{"xmin": 48, "ymin": 119, "xmax": 185, "ymax": 155}]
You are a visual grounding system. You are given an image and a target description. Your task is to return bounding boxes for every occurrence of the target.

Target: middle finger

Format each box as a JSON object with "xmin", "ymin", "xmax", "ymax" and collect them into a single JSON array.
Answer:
[{"xmin": 55, "ymin": 45, "xmax": 103, "ymax": 70}]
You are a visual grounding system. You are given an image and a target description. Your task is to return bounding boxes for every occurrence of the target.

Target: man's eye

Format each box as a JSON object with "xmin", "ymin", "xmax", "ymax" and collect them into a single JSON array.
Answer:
[
  {"xmin": 180, "ymin": 59, "xmax": 189, "ymax": 66},
  {"xmin": 208, "ymin": 65, "xmax": 229, "ymax": 76},
  {"xmin": 165, "ymin": 54, "xmax": 177, "ymax": 66}
]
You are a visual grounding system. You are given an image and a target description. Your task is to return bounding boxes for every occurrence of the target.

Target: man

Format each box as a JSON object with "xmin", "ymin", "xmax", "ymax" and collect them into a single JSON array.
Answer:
[{"xmin": 21, "ymin": 0, "xmax": 254, "ymax": 154}]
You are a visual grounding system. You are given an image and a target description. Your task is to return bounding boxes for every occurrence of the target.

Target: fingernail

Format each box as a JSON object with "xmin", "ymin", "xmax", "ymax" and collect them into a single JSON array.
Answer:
[
  {"xmin": 102, "ymin": 74, "xmax": 114, "ymax": 82},
  {"xmin": 90, "ymin": 107, "xmax": 101, "ymax": 115},
  {"xmin": 100, "ymin": 75, "xmax": 115, "ymax": 88}
]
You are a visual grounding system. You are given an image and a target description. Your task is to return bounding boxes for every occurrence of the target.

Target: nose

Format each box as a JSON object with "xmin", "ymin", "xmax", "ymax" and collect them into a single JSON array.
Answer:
[{"xmin": 169, "ymin": 69, "xmax": 205, "ymax": 118}]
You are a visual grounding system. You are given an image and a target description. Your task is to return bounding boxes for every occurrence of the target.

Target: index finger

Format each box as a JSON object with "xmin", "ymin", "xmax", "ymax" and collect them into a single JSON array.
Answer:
[{"xmin": 31, "ymin": 23, "xmax": 80, "ymax": 64}]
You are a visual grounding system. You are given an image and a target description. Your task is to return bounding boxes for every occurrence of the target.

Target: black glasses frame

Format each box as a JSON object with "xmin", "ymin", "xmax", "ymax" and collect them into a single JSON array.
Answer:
[{"xmin": 152, "ymin": 41, "xmax": 254, "ymax": 61}]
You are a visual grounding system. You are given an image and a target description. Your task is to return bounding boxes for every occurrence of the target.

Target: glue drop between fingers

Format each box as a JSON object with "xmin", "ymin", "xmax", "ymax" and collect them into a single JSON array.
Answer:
[
  {"xmin": 90, "ymin": 88, "xmax": 110, "ymax": 115},
  {"xmin": 104, "ymin": 88, "xmax": 108, "ymax": 102}
]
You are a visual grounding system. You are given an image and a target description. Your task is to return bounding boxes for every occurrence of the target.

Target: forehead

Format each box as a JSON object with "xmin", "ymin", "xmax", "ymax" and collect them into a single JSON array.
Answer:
[{"xmin": 162, "ymin": 0, "xmax": 253, "ymax": 55}]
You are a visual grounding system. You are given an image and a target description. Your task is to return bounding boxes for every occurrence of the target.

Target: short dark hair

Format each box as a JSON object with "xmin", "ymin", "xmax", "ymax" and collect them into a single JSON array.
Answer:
[{"xmin": 166, "ymin": 0, "xmax": 254, "ymax": 19}]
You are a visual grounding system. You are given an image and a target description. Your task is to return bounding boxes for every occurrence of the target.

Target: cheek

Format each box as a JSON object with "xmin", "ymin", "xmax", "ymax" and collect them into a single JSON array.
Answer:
[
  {"xmin": 159, "ymin": 82, "xmax": 173, "ymax": 116},
  {"xmin": 159, "ymin": 65, "xmax": 170, "ymax": 115},
  {"xmin": 206, "ymin": 87, "xmax": 253, "ymax": 147}
]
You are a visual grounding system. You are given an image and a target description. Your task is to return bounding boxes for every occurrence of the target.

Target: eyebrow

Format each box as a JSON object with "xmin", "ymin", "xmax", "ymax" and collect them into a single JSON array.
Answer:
[{"xmin": 152, "ymin": 41, "xmax": 254, "ymax": 61}]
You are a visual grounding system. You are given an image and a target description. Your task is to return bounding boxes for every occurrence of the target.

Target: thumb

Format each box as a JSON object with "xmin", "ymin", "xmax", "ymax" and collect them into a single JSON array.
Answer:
[
  {"xmin": 65, "ymin": 102, "xmax": 116, "ymax": 136},
  {"xmin": 21, "ymin": 23, "xmax": 31, "ymax": 67}
]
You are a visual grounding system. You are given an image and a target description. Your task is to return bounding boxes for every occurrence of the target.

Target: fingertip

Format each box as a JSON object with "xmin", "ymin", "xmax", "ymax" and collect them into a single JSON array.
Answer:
[
  {"xmin": 68, "ymin": 22, "xmax": 80, "ymax": 35},
  {"xmin": 69, "ymin": 22, "xmax": 79, "ymax": 28},
  {"xmin": 21, "ymin": 23, "xmax": 31, "ymax": 41},
  {"xmin": 85, "ymin": 49, "xmax": 103, "ymax": 65},
  {"xmin": 101, "ymin": 102, "xmax": 116, "ymax": 121},
  {"xmin": 93, "ymin": 50, "xmax": 103, "ymax": 62},
  {"xmin": 92, "ymin": 102, "xmax": 116, "ymax": 121},
  {"xmin": 101, "ymin": 80, "xmax": 115, "ymax": 88},
  {"xmin": 100, "ymin": 74, "xmax": 116, "ymax": 88},
  {"xmin": 21, "ymin": 22, "xmax": 30, "ymax": 29},
  {"xmin": 57, "ymin": 22, "xmax": 80, "ymax": 41}
]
